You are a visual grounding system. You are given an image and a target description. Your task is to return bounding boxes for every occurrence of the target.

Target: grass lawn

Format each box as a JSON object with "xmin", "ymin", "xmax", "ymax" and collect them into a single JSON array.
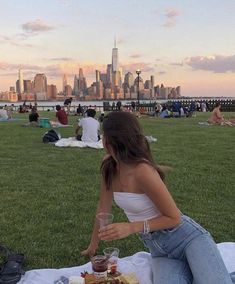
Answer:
[{"xmin": 0, "ymin": 110, "xmax": 234, "ymax": 270}]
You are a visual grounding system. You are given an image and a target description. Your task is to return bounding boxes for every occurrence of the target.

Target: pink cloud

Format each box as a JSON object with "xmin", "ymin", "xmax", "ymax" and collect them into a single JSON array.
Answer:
[
  {"xmin": 157, "ymin": 71, "xmax": 166, "ymax": 75},
  {"xmin": 165, "ymin": 8, "xmax": 180, "ymax": 18},
  {"xmin": 162, "ymin": 20, "xmax": 176, "ymax": 28},
  {"xmin": 121, "ymin": 62, "xmax": 154, "ymax": 73},
  {"xmin": 185, "ymin": 55, "xmax": 235, "ymax": 73},
  {"xmin": 162, "ymin": 8, "xmax": 180, "ymax": 28},
  {"xmin": 130, "ymin": 54, "xmax": 142, "ymax": 59},
  {"xmin": 49, "ymin": 57, "xmax": 74, "ymax": 61},
  {"xmin": 171, "ymin": 62, "xmax": 184, "ymax": 66},
  {"xmin": 0, "ymin": 62, "xmax": 41, "ymax": 71},
  {"xmin": 22, "ymin": 19, "xmax": 55, "ymax": 34},
  {"xmin": 0, "ymin": 35, "xmax": 34, "ymax": 47}
]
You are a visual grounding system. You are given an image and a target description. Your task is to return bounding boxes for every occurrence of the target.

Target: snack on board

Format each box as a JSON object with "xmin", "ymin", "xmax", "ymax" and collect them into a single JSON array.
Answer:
[
  {"xmin": 84, "ymin": 272, "xmax": 139, "ymax": 284},
  {"xmin": 119, "ymin": 273, "xmax": 139, "ymax": 284},
  {"xmin": 84, "ymin": 273, "xmax": 96, "ymax": 284}
]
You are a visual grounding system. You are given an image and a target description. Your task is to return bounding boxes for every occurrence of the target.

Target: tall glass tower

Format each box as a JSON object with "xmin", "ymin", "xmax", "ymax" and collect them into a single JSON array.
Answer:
[
  {"xmin": 18, "ymin": 69, "xmax": 24, "ymax": 94},
  {"xmin": 62, "ymin": 74, "xmax": 67, "ymax": 92},
  {"xmin": 111, "ymin": 38, "xmax": 119, "ymax": 72}
]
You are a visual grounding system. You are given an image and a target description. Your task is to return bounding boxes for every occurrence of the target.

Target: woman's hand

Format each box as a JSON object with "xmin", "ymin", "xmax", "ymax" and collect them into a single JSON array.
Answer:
[
  {"xmin": 98, "ymin": 223, "xmax": 133, "ymax": 241},
  {"xmin": 81, "ymin": 243, "xmax": 98, "ymax": 258}
]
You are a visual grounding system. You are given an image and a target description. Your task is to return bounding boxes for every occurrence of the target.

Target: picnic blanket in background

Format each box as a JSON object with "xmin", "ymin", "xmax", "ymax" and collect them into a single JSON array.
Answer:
[
  {"xmin": 55, "ymin": 137, "xmax": 104, "ymax": 149},
  {"xmin": 54, "ymin": 136, "xmax": 157, "ymax": 149},
  {"xmin": 17, "ymin": 242, "xmax": 235, "ymax": 284},
  {"xmin": 0, "ymin": 118, "xmax": 26, "ymax": 122},
  {"xmin": 198, "ymin": 121, "xmax": 211, "ymax": 126}
]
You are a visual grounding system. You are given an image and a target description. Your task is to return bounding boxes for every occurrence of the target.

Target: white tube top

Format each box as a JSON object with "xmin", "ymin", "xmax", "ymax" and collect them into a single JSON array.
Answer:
[{"xmin": 113, "ymin": 192, "xmax": 161, "ymax": 222}]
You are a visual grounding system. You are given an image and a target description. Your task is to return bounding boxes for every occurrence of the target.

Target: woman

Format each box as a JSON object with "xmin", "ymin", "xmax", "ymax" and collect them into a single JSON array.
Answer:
[
  {"xmin": 28, "ymin": 106, "xmax": 39, "ymax": 126},
  {"xmin": 82, "ymin": 111, "xmax": 234, "ymax": 284},
  {"xmin": 208, "ymin": 102, "xmax": 233, "ymax": 126}
]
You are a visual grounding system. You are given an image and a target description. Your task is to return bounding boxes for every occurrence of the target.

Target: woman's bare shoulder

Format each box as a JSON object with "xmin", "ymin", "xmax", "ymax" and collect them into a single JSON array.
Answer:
[{"xmin": 135, "ymin": 162, "xmax": 156, "ymax": 176}]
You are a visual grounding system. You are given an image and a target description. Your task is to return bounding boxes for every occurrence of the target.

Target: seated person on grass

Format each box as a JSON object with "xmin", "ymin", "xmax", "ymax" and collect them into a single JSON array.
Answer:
[
  {"xmin": 50, "ymin": 105, "xmax": 68, "ymax": 127},
  {"xmin": 208, "ymin": 102, "xmax": 234, "ymax": 126},
  {"xmin": 0, "ymin": 106, "xmax": 10, "ymax": 121},
  {"xmin": 24, "ymin": 106, "xmax": 39, "ymax": 127},
  {"xmin": 75, "ymin": 108, "xmax": 100, "ymax": 142}
]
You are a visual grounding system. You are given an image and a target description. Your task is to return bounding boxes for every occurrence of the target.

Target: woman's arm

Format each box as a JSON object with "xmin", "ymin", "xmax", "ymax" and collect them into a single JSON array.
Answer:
[
  {"xmin": 99, "ymin": 163, "xmax": 181, "ymax": 241},
  {"xmin": 75, "ymin": 125, "xmax": 81, "ymax": 135}
]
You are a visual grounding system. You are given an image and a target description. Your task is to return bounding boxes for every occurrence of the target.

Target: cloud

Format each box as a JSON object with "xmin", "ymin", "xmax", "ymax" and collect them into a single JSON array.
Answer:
[
  {"xmin": 117, "ymin": 38, "xmax": 127, "ymax": 45},
  {"xmin": 157, "ymin": 71, "xmax": 166, "ymax": 75},
  {"xmin": 0, "ymin": 35, "xmax": 34, "ymax": 47},
  {"xmin": 162, "ymin": 8, "xmax": 180, "ymax": 28},
  {"xmin": 162, "ymin": 20, "xmax": 176, "ymax": 28},
  {"xmin": 121, "ymin": 62, "xmax": 154, "ymax": 73},
  {"xmin": 165, "ymin": 8, "xmax": 180, "ymax": 18},
  {"xmin": 22, "ymin": 19, "xmax": 55, "ymax": 34},
  {"xmin": 0, "ymin": 62, "xmax": 41, "ymax": 71},
  {"xmin": 171, "ymin": 62, "xmax": 183, "ymax": 66},
  {"xmin": 185, "ymin": 55, "xmax": 235, "ymax": 73},
  {"xmin": 130, "ymin": 54, "xmax": 142, "ymax": 59},
  {"xmin": 49, "ymin": 57, "xmax": 74, "ymax": 61},
  {"xmin": 57, "ymin": 0, "xmax": 72, "ymax": 6}
]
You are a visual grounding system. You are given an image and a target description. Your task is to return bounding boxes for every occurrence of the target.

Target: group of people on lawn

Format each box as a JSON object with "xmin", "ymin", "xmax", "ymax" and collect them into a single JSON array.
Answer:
[
  {"xmin": 3, "ymin": 102, "xmax": 235, "ymax": 283},
  {"xmin": 23, "ymin": 104, "xmax": 101, "ymax": 143}
]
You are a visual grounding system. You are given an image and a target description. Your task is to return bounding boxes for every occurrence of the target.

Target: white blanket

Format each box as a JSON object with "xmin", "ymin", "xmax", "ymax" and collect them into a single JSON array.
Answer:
[
  {"xmin": 55, "ymin": 137, "xmax": 104, "ymax": 149},
  {"xmin": 18, "ymin": 242, "xmax": 235, "ymax": 284}
]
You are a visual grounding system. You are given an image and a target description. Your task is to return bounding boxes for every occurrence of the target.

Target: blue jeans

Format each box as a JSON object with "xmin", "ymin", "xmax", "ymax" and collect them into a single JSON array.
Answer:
[{"xmin": 140, "ymin": 215, "xmax": 234, "ymax": 284}]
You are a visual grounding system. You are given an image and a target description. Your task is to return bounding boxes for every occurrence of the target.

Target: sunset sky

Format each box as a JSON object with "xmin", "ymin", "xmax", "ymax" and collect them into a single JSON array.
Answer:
[{"xmin": 0, "ymin": 0, "xmax": 235, "ymax": 97}]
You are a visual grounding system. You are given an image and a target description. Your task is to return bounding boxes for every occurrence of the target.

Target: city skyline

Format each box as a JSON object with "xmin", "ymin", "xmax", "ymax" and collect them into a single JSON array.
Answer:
[{"xmin": 0, "ymin": 0, "xmax": 235, "ymax": 97}]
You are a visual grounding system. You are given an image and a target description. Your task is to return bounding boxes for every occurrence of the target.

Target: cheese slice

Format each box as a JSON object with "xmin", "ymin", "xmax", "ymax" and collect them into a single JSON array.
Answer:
[{"xmin": 119, "ymin": 273, "xmax": 139, "ymax": 284}]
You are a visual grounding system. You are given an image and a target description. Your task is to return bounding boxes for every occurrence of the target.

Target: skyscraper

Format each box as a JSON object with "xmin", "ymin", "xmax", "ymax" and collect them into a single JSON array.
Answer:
[
  {"xmin": 73, "ymin": 75, "xmax": 79, "ymax": 96},
  {"xmin": 62, "ymin": 74, "xmax": 67, "ymax": 93},
  {"xmin": 111, "ymin": 39, "xmax": 122, "ymax": 88},
  {"xmin": 78, "ymin": 68, "xmax": 87, "ymax": 95},
  {"xmin": 18, "ymin": 69, "xmax": 24, "ymax": 94},
  {"xmin": 106, "ymin": 64, "xmax": 112, "ymax": 87},
  {"xmin": 24, "ymin": 80, "xmax": 33, "ymax": 93},
  {"xmin": 34, "ymin": 73, "xmax": 47, "ymax": 100},
  {"xmin": 150, "ymin": 75, "xmax": 155, "ymax": 98},
  {"xmin": 95, "ymin": 70, "xmax": 100, "ymax": 82},
  {"xmin": 111, "ymin": 38, "xmax": 119, "ymax": 72},
  {"xmin": 124, "ymin": 72, "xmax": 134, "ymax": 88}
]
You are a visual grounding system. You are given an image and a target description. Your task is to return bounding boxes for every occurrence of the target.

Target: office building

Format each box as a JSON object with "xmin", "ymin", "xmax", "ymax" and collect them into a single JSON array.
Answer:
[
  {"xmin": 47, "ymin": 84, "xmax": 57, "ymax": 99},
  {"xmin": 18, "ymin": 69, "xmax": 24, "ymax": 94},
  {"xmin": 95, "ymin": 70, "xmax": 100, "ymax": 82},
  {"xmin": 73, "ymin": 75, "xmax": 79, "ymax": 96},
  {"xmin": 62, "ymin": 74, "xmax": 67, "ymax": 93},
  {"xmin": 33, "ymin": 73, "xmax": 47, "ymax": 100},
  {"xmin": 78, "ymin": 68, "xmax": 87, "ymax": 96},
  {"xmin": 24, "ymin": 80, "xmax": 33, "ymax": 93}
]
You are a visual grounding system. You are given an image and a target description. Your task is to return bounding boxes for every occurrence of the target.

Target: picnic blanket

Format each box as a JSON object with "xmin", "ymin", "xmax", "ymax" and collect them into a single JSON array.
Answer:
[
  {"xmin": 0, "ymin": 118, "xmax": 25, "ymax": 122},
  {"xmin": 198, "ymin": 121, "xmax": 211, "ymax": 126},
  {"xmin": 54, "ymin": 135, "xmax": 156, "ymax": 149},
  {"xmin": 55, "ymin": 137, "xmax": 104, "ymax": 149},
  {"xmin": 17, "ymin": 242, "xmax": 235, "ymax": 284}
]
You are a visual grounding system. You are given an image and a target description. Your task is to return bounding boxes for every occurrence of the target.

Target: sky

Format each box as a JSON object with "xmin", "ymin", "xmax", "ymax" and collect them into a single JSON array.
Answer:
[{"xmin": 0, "ymin": 0, "xmax": 235, "ymax": 97}]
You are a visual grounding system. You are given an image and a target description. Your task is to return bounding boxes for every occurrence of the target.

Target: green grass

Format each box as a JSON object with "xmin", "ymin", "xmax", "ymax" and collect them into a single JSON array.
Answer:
[{"xmin": 0, "ymin": 111, "xmax": 234, "ymax": 269}]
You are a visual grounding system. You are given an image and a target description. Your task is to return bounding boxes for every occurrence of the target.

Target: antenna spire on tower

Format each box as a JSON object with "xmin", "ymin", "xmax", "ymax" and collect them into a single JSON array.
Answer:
[{"xmin": 114, "ymin": 36, "xmax": 116, "ymax": 48}]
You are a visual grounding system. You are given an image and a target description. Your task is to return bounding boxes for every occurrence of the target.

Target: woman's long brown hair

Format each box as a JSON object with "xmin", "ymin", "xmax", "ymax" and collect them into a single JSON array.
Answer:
[{"xmin": 101, "ymin": 111, "xmax": 165, "ymax": 190}]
